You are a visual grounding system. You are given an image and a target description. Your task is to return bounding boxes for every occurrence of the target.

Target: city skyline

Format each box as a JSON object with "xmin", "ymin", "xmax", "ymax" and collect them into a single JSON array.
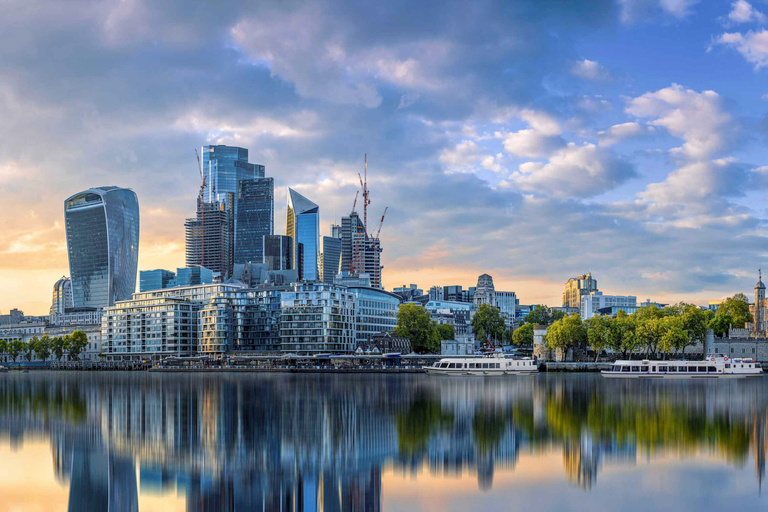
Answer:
[{"xmin": 3, "ymin": 0, "xmax": 768, "ymax": 313}]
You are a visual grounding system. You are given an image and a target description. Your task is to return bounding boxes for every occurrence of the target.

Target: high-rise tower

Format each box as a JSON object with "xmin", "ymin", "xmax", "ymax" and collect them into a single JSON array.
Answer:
[
  {"xmin": 185, "ymin": 196, "xmax": 234, "ymax": 277},
  {"xmin": 286, "ymin": 189, "xmax": 319, "ymax": 281},
  {"xmin": 64, "ymin": 186, "xmax": 140, "ymax": 308},
  {"xmin": 235, "ymin": 177, "xmax": 274, "ymax": 264},
  {"xmin": 201, "ymin": 145, "xmax": 264, "ymax": 204}
]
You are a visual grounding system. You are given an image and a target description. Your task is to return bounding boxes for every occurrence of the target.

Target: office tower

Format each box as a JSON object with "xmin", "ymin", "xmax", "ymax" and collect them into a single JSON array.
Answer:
[
  {"xmin": 562, "ymin": 273, "xmax": 598, "ymax": 308},
  {"xmin": 321, "ymin": 235, "xmax": 342, "ymax": 284},
  {"xmin": 201, "ymin": 145, "xmax": 264, "ymax": 204},
  {"xmin": 185, "ymin": 196, "xmax": 234, "ymax": 277},
  {"xmin": 235, "ymin": 177, "xmax": 274, "ymax": 264},
  {"xmin": 340, "ymin": 212, "xmax": 365, "ymax": 273},
  {"xmin": 50, "ymin": 276, "xmax": 73, "ymax": 316},
  {"xmin": 65, "ymin": 186, "xmax": 140, "ymax": 308},
  {"xmin": 139, "ymin": 269, "xmax": 176, "ymax": 292},
  {"xmin": 176, "ymin": 266, "xmax": 215, "ymax": 287},
  {"xmin": 473, "ymin": 273, "xmax": 496, "ymax": 307},
  {"xmin": 264, "ymin": 235, "xmax": 293, "ymax": 271},
  {"xmin": 351, "ymin": 235, "xmax": 383, "ymax": 289},
  {"xmin": 286, "ymin": 189, "xmax": 319, "ymax": 281}
]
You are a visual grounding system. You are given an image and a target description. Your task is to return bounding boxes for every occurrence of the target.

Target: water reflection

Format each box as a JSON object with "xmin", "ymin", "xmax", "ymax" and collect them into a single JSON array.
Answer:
[{"xmin": 0, "ymin": 373, "xmax": 767, "ymax": 510}]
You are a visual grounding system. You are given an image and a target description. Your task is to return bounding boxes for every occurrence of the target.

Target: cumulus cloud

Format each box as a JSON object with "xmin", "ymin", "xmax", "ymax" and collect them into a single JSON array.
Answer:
[
  {"xmin": 626, "ymin": 84, "xmax": 733, "ymax": 159},
  {"xmin": 571, "ymin": 59, "xmax": 610, "ymax": 80},
  {"xmin": 498, "ymin": 109, "xmax": 566, "ymax": 158},
  {"xmin": 727, "ymin": 0, "xmax": 766, "ymax": 24},
  {"xmin": 715, "ymin": 29, "xmax": 768, "ymax": 69},
  {"xmin": 598, "ymin": 122, "xmax": 646, "ymax": 146},
  {"xmin": 618, "ymin": 0, "xmax": 699, "ymax": 24},
  {"xmin": 510, "ymin": 143, "xmax": 636, "ymax": 198}
]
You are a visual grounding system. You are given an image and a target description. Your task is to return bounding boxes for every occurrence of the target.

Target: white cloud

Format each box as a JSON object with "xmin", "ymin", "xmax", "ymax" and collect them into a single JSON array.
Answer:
[
  {"xmin": 626, "ymin": 84, "xmax": 733, "ymax": 160},
  {"xmin": 727, "ymin": 0, "xmax": 766, "ymax": 24},
  {"xmin": 571, "ymin": 59, "xmax": 610, "ymax": 81},
  {"xmin": 599, "ymin": 122, "xmax": 646, "ymax": 146},
  {"xmin": 618, "ymin": 0, "xmax": 698, "ymax": 24},
  {"xmin": 482, "ymin": 154, "xmax": 504, "ymax": 173},
  {"xmin": 439, "ymin": 140, "xmax": 482, "ymax": 169},
  {"xmin": 498, "ymin": 109, "xmax": 565, "ymax": 158},
  {"xmin": 715, "ymin": 29, "xmax": 768, "ymax": 69},
  {"xmin": 510, "ymin": 143, "xmax": 636, "ymax": 198}
]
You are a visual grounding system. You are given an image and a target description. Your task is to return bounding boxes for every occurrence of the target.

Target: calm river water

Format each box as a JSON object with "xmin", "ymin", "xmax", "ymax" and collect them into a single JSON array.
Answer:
[{"xmin": 0, "ymin": 372, "xmax": 766, "ymax": 511}]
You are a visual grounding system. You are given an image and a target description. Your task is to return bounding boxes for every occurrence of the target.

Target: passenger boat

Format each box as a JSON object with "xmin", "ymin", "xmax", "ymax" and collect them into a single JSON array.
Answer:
[
  {"xmin": 601, "ymin": 354, "xmax": 763, "ymax": 379},
  {"xmin": 424, "ymin": 352, "xmax": 538, "ymax": 376}
]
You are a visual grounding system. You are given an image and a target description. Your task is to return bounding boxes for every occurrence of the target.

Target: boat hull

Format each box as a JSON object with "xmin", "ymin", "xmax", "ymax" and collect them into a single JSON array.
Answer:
[
  {"xmin": 424, "ymin": 368, "xmax": 537, "ymax": 376},
  {"xmin": 601, "ymin": 371, "xmax": 762, "ymax": 379}
]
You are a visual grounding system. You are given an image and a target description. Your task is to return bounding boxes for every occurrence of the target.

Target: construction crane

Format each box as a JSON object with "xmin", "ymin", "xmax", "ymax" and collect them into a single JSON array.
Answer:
[
  {"xmin": 358, "ymin": 154, "xmax": 371, "ymax": 235},
  {"xmin": 374, "ymin": 207, "xmax": 388, "ymax": 239},
  {"xmin": 351, "ymin": 190, "xmax": 359, "ymax": 214},
  {"xmin": 195, "ymin": 148, "xmax": 206, "ymax": 266}
]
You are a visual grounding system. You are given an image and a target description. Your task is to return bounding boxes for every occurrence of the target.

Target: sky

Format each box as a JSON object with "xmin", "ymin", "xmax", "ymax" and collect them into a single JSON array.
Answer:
[{"xmin": 1, "ymin": 0, "xmax": 768, "ymax": 315}]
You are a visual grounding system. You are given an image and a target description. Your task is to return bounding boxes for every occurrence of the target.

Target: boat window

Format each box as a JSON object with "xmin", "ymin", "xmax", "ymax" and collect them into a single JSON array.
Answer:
[
  {"xmin": 631, "ymin": 366, "xmax": 640, "ymax": 372},
  {"xmin": 621, "ymin": 366, "xmax": 630, "ymax": 372},
  {"xmin": 725, "ymin": 363, "xmax": 730, "ymax": 368},
  {"xmin": 756, "ymin": 363, "xmax": 762, "ymax": 368},
  {"xmin": 482, "ymin": 363, "xmax": 488, "ymax": 369},
  {"xmin": 707, "ymin": 366, "xmax": 716, "ymax": 372},
  {"xmin": 611, "ymin": 365, "xmax": 619, "ymax": 372},
  {"xmin": 698, "ymin": 366, "xmax": 707, "ymax": 372},
  {"xmin": 659, "ymin": 365, "xmax": 667, "ymax": 372},
  {"xmin": 469, "ymin": 363, "xmax": 475, "ymax": 368},
  {"xmin": 448, "ymin": 363, "xmax": 456, "ymax": 369},
  {"xmin": 641, "ymin": 366, "xmax": 649, "ymax": 372},
  {"xmin": 668, "ymin": 366, "xmax": 676, "ymax": 372},
  {"xmin": 440, "ymin": 362, "xmax": 449, "ymax": 368}
]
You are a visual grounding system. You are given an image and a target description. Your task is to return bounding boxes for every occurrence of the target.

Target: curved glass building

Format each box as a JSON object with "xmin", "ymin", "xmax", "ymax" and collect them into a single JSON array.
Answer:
[
  {"xmin": 286, "ymin": 189, "xmax": 319, "ymax": 281},
  {"xmin": 65, "ymin": 186, "xmax": 140, "ymax": 308}
]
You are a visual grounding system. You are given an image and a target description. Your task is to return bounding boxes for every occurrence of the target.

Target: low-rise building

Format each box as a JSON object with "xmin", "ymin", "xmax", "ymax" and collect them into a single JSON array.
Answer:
[
  {"xmin": 348, "ymin": 287, "xmax": 401, "ymax": 348},
  {"xmin": 580, "ymin": 292, "xmax": 637, "ymax": 319},
  {"xmin": 280, "ymin": 282, "xmax": 356, "ymax": 354}
]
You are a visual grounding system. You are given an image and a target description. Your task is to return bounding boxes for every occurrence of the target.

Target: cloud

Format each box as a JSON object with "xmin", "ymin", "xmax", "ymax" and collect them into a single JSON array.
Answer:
[
  {"xmin": 511, "ymin": 143, "xmax": 636, "ymax": 198},
  {"xmin": 727, "ymin": 0, "xmax": 766, "ymax": 24},
  {"xmin": 598, "ymin": 122, "xmax": 646, "ymax": 146},
  {"xmin": 715, "ymin": 29, "xmax": 768, "ymax": 69},
  {"xmin": 625, "ymin": 84, "xmax": 733, "ymax": 159},
  {"xmin": 571, "ymin": 59, "xmax": 610, "ymax": 80},
  {"xmin": 499, "ymin": 109, "xmax": 566, "ymax": 158},
  {"xmin": 618, "ymin": 0, "xmax": 699, "ymax": 24}
]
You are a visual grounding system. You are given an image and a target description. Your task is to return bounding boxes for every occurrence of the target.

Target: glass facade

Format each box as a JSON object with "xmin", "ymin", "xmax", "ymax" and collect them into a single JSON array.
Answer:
[
  {"xmin": 263, "ymin": 235, "xmax": 293, "ymax": 271},
  {"xmin": 348, "ymin": 287, "xmax": 401, "ymax": 348},
  {"xmin": 139, "ymin": 269, "xmax": 176, "ymax": 292},
  {"xmin": 202, "ymin": 145, "xmax": 264, "ymax": 204},
  {"xmin": 176, "ymin": 267, "xmax": 214, "ymax": 287},
  {"xmin": 321, "ymin": 236, "xmax": 342, "ymax": 283},
  {"xmin": 65, "ymin": 187, "xmax": 139, "ymax": 309},
  {"xmin": 235, "ymin": 177, "xmax": 274, "ymax": 264},
  {"xmin": 286, "ymin": 189, "xmax": 319, "ymax": 282}
]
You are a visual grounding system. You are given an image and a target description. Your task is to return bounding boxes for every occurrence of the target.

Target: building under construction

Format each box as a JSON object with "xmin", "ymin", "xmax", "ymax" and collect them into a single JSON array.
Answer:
[{"xmin": 184, "ymin": 195, "xmax": 234, "ymax": 278}]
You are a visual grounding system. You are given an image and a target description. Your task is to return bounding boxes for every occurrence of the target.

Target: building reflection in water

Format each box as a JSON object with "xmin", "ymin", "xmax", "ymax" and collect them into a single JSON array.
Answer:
[{"xmin": 0, "ymin": 373, "xmax": 766, "ymax": 510}]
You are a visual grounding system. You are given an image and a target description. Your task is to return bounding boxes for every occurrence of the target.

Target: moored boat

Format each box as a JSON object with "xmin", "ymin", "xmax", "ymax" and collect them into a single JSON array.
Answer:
[
  {"xmin": 424, "ymin": 352, "xmax": 538, "ymax": 376},
  {"xmin": 601, "ymin": 354, "xmax": 763, "ymax": 379}
]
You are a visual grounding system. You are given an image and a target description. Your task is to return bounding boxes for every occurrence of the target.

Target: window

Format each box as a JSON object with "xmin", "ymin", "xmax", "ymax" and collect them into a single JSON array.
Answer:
[
  {"xmin": 707, "ymin": 366, "xmax": 716, "ymax": 372},
  {"xmin": 641, "ymin": 366, "xmax": 649, "ymax": 372},
  {"xmin": 612, "ymin": 365, "xmax": 620, "ymax": 372},
  {"xmin": 621, "ymin": 366, "xmax": 630, "ymax": 372},
  {"xmin": 725, "ymin": 363, "xmax": 731, "ymax": 368},
  {"xmin": 669, "ymin": 366, "xmax": 677, "ymax": 372},
  {"xmin": 659, "ymin": 366, "xmax": 667, "ymax": 372},
  {"xmin": 698, "ymin": 366, "xmax": 708, "ymax": 372},
  {"xmin": 631, "ymin": 366, "xmax": 640, "ymax": 372},
  {"xmin": 482, "ymin": 363, "xmax": 488, "ymax": 369}
]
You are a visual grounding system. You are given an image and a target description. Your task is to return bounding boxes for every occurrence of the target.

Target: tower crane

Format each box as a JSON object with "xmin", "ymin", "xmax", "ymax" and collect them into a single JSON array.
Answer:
[
  {"xmin": 358, "ymin": 154, "xmax": 370, "ymax": 235},
  {"xmin": 374, "ymin": 207, "xmax": 388, "ymax": 239},
  {"xmin": 195, "ymin": 148, "xmax": 206, "ymax": 266},
  {"xmin": 351, "ymin": 190, "xmax": 359, "ymax": 214}
]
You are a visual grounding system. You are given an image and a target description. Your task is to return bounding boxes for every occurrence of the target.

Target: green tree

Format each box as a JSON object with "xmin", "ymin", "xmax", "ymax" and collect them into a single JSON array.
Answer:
[
  {"xmin": 52, "ymin": 336, "xmax": 68, "ymax": 362},
  {"xmin": 545, "ymin": 314, "xmax": 587, "ymax": 360},
  {"xmin": 610, "ymin": 310, "xmax": 638, "ymax": 358},
  {"xmin": 670, "ymin": 302, "xmax": 708, "ymax": 354},
  {"xmin": 472, "ymin": 304, "xmax": 506, "ymax": 346},
  {"xmin": 0, "ymin": 339, "xmax": 7, "ymax": 359},
  {"xmin": 35, "ymin": 335, "xmax": 52, "ymax": 362},
  {"xmin": 67, "ymin": 330, "xmax": 89, "ymax": 361},
  {"xmin": 395, "ymin": 304, "xmax": 438, "ymax": 354},
  {"xmin": 585, "ymin": 316, "xmax": 611, "ymax": 362},
  {"xmin": 659, "ymin": 316, "xmax": 688, "ymax": 356},
  {"xmin": 708, "ymin": 313, "xmax": 733, "ymax": 337},
  {"xmin": 717, "ymin": 293, "xmax": 753, "ymax": 328},
  {"xmin": 525, "ymin": 305, "xmax": 566, "ymax": 326},
  {"xmin": 434, "ymin": 323, "xmax": 455, "ymax": 341},
  {"xmin": 7, "ymin": 340, "xmax": 24, "ymax": 363},
  {"xmin": 512, "ymin": 323, "xmax": 534, "ymax": 346},
  {"xmin": 23, "ymin": 337, "xmax": 37, "ymax": 363}
]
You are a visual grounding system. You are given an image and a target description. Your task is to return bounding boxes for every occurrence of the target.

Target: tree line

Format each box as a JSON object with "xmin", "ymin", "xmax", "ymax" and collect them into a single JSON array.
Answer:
[{"xmin": 0, "ymin": 330, "xmax": 90, "ymax": 364}]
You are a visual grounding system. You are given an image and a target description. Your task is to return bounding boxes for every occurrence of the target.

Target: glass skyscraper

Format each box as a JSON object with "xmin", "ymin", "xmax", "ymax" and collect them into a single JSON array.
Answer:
[
  {"xmin": 139, "ymin": 269, "xmax": 176, "ymax": 292},
  {"xmin": 235, "ymin": 177, "xmax": 274, "ymax": 264},
  {"xmin": 201, "ymin": 145, "xmax": 264, "ymax": 204},
  {"xmin": 263, "ymin": 235, "xmax": 293, "ymax": 271},
  {"xmin": 65, "ymin": 186, "xmax": 139, "ymax": 308},
  {"xmin": 286, "ymin": 189, "xmax": 319, "ymax": 282}
]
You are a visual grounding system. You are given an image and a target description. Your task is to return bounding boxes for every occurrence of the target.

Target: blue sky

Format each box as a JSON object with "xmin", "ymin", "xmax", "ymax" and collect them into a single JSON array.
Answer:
[{"xmin": 1, "ymin": 0, "xmax": 767, "ymax": 313}]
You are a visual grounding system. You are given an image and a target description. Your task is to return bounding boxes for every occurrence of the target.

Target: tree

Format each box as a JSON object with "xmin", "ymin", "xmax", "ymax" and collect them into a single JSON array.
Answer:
[
  {"xmin": 717, "ymin": 293, "xmax": 753, "ymax": 328},
  {"xmin": 610, "ymin": 310, "xmax": 638, "ymax": 358},
  {"xmin": 672, "ymin": 302, "xmax": 708, "ymax": 354},
  {"xmin": 67, "ymin": 330, "xmax": 89, "ymax": 361},
  {"xmin": 52, "ymin": 336, "xmax": 68, "ymax": 362},
  {"xmin": 23, "ymin": 337, "xmax": 37, "ymax": 363},
  {"xmin": 545, "ymin": 314, "xmax": 586, "ymax": 359},
  {"xmin": 0, "ymin": 339, "xmax": 7, "ymax": 359},
  {"xmin": 434, "ymin": 323, "xmax": 455, "ymax": 341},
  {"xmin": 35, "ymin": 335, "xmax": 52, "ymax": 362},
  {"xmin": 708, "ymin": 313, "xmax": 733, "ymax": 337},
  {"xmin": 7, "ymin": 340, "xmax": 24, "ymax": 363},
  {"xmin": 512, "ymin": 323, "xmax": 534, "ymax": 346},
  {"xmin": 659, "ymin": 316, "xmax": 688, "ymax": 355},
  {"xmin": 395, "ymin": 304, "xmax": 438, "ymax": 354},
  {"xmin": 525, "ymin": 305, "xmax": 566, "ymax": 326},
  {"xmin": 472, "ymin": 304, "xmax": 506, "ymax": 346},
  {"xmin": 585, "ymin": 316, "xmax": 611, "ymax": 362}
]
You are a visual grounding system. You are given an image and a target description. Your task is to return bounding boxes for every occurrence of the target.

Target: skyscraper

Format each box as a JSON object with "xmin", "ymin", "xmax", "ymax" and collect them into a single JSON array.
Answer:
[
  {"xmin": 185, "ymin": 196, "xmax": 234, "ymax": 277},
  {"xmin": 50, "ymin": 276, "xmax": 73, "ymax": 316},
  {"xmin": 321, "ymin": 235, "xmax": 342, "ymax": 284},
  {"xmin": 263, "ymin": 235, "xmax": 293, "ymax": 271},
  {"xmin": 139, "ymin": 269, "xmax": 176, "ymax": 292},
  {"xmin": 340, "ymin": 212, "xmax": 365, "ymax": 274},
  {"xmin": 65, "ymin": 186, "xmax": 139, "ymax": 308},
  {"xmin": 201, "ymin": 145, "xmax": 264, "ymax": 204},
  {"xmin": 351, "ymin": 235, "xmax": 383, "ymax": 289},
  {"xmin": 286, "ymin": 189, "xmax": 319, "ymax": 281},
  {"xmin": 235, "ymin": 177, "xmax": 274, "ymax": 264},
  {"xmin": 562, "ymin": 273, "xmax": 598, "ymax": 308}
]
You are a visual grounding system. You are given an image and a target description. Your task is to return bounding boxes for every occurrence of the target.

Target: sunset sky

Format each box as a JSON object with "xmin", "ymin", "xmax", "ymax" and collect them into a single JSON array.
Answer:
[{"xmin": 2, "ymin": 0, "xmax": 768, "ymax": 314}]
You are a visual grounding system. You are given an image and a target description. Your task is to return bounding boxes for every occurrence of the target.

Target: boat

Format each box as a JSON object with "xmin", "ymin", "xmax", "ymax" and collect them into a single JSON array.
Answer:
[
  {"xmin": 424, "ymin": 352, "xmax": 538, "ymax": 376},
  {"xmin": 0, "ymin": 366, "xmax": 6, "ymax": 373},
  {"xmin": 601, "ymin": 354, "xmax": 763, "ymax": 379}
]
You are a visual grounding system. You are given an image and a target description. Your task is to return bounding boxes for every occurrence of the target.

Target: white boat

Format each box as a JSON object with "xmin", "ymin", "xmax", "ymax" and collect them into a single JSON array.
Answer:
[
  {"xmin": 601, "ymin": 354, "xmax": 763, "ymax": 379},
  {"xmin": 424, "ymin": 352, "xmax": 538, "ymax": 376}
]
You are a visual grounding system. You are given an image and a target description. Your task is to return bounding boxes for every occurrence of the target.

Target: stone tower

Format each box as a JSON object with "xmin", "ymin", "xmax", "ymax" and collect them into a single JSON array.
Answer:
[{"xmin": 756, "ymin": 269, "xmax": 766, "ymax": 335}]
